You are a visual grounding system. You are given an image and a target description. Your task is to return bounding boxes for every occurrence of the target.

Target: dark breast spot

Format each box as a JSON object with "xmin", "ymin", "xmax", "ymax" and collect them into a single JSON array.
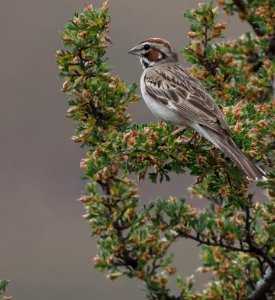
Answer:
[{"xmin": 143, "ymin": 60, "xmax": 149, "ymax": 68}]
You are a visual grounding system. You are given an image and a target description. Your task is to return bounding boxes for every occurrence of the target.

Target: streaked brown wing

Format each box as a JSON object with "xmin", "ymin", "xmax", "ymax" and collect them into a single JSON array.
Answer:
[{"xmin": 144, "ymin": 64, "xmax": 230, "ymax": 134}]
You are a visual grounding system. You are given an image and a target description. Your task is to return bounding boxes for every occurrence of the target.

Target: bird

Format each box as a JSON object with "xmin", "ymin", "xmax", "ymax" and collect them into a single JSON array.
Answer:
[{"xmin": 128, "ymin": 37, "xmax": 266, "ymax": 181}]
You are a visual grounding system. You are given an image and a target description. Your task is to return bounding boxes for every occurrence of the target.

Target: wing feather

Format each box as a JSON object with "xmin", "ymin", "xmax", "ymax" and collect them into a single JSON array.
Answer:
[{"xmin": 144, "ymin": 64, "xmax": 230, "ymax": 134}]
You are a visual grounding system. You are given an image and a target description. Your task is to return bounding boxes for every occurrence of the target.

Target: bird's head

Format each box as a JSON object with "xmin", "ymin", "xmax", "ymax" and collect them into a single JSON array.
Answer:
[{"xmin": 128, "ymin": 38, "xmax": 178, "ymax": 69}]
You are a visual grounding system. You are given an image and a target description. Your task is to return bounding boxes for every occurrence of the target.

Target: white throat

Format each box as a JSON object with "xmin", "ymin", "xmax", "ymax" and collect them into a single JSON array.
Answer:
[{"xmin": 139, "ymin": 56, "xmax": 155, "ymax": 69}]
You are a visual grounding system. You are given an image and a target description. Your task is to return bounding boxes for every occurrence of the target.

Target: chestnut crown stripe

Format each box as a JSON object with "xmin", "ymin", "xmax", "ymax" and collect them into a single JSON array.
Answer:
[{"xmin": 141, "ymin": 38, "xmax": 171, "ymax": 49}]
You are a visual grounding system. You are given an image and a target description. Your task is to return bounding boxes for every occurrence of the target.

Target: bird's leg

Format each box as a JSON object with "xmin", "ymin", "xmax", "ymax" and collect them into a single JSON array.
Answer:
[
  {"xmin": 172, "ymin": 126, "xmax": 187, "ymax": 135},
  {"xmin": 161, "ymin": 126, "xmax": 187, "ymax": 144},
  {"xmin": 162, "ymin": 126, "xmax": 197, "ymax": 144},
  {"xmin": 177, "ymin": 131, "xmax": 199, "ymax": 144},
  {"xmin": 172, "ymin": 126, "xmax": 198, "ymax": 143}
]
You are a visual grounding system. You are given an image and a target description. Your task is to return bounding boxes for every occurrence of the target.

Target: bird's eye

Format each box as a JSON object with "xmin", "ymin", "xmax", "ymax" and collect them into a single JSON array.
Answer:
[{"xmin": 143, "ymin": 44, "xmax": 150, "ymax": 51}]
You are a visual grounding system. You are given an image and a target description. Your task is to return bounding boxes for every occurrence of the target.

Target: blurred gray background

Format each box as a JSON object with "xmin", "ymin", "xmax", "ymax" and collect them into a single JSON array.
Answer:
[{"xmin": 0, "ymin": 1, "xmax": 250, "ymax": 299}]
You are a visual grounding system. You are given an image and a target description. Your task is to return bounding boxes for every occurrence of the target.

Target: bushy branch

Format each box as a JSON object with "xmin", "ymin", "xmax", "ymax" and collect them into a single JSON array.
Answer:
[
  {"xmin": 57, "ymin": 1, "xmax": 275, "ymax": 299},
  {"xmin": 0, "ymin": 280, "xmax": 9, "ymax": 299}
]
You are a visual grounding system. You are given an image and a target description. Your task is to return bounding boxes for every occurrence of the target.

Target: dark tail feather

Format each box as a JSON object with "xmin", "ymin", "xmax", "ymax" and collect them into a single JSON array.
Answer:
[{"xmin": 204, "ymin": 129, "xmax": 266, "ymax": 181}]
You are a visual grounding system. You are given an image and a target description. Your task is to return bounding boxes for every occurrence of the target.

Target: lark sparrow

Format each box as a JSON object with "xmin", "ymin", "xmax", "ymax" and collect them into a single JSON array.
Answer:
[{"xmin": 128, "ymin": 38, "xmax": 265, "ymax": 181}]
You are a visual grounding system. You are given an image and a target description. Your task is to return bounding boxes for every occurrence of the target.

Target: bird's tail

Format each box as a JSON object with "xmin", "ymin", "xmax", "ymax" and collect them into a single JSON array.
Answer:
[{"xmin": 197, "ymin": 126, "xmax": 266, "ymax": 181}]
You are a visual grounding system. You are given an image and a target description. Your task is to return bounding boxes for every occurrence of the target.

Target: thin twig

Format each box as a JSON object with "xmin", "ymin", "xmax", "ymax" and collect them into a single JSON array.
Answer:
[
  {"xmin": 232, "ymin": 0, "xmax": 264, "ymax": 36},
  {"xmin": 244, "ymin": 204, "xmax": 253, "ymax": 248},
  {"xmin": 178, "ymin": 230, "xmax": 274, "ymax": 267},
  {"xmin": 203, "ymin": 16, "xmax": 209, "ymax": 54}
]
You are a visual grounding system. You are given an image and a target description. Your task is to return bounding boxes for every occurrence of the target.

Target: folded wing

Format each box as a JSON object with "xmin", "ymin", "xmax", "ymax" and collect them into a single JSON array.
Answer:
[{"xmin": 144, "ymin": 64, "xmax": 230, "ymax": 135}]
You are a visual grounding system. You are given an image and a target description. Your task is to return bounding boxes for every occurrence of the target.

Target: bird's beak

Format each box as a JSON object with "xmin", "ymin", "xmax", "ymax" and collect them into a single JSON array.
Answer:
[{"xmin": 128, "ymin": 46, "xmax": 140, "ymax": 55}]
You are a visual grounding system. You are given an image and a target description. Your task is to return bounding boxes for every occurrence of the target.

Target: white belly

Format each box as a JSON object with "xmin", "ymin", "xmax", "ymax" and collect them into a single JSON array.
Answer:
[{"xmin": 140, "ymin": 74, "xmax": 187, "ymax": 126}]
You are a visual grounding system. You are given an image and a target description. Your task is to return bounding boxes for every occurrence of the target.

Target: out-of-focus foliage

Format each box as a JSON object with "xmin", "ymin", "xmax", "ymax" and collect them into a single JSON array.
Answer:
[
  {"xmin": 57, "ymin": 1, "xmax": 275, "ymax": 299},
  {"xmin": 0, "ymin": 280, "xmax": 9, "ymax": 297}
]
